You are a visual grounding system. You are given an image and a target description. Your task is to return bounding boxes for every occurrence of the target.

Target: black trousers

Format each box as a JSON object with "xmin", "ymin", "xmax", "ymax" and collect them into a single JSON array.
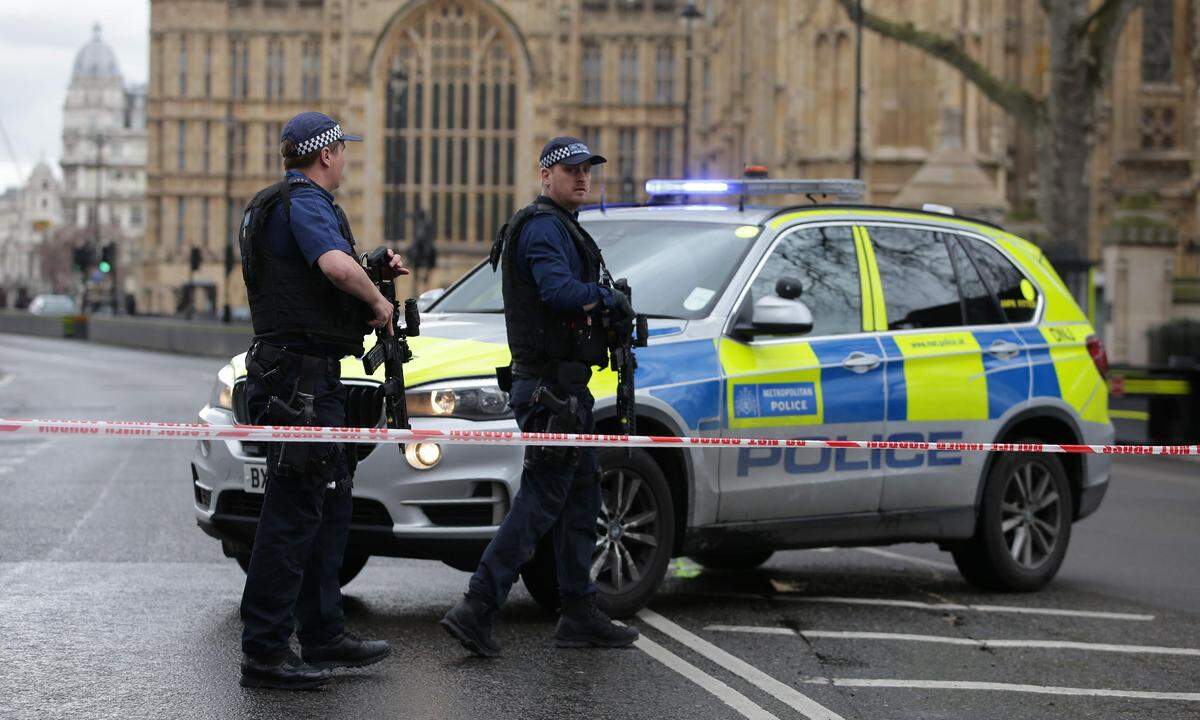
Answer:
[{"xmin": 239, "ymin": 346, "xmax": 353, "ymax": 661}]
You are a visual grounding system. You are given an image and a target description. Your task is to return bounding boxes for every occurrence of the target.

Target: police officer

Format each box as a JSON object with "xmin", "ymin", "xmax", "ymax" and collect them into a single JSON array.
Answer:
[
  {"xmin": 440, "ymin": 137, "xmax": 637, "ymax": 656},
  {"xmin": 237, "ymin": 112, "xmax": 406, "ymax": 689}
]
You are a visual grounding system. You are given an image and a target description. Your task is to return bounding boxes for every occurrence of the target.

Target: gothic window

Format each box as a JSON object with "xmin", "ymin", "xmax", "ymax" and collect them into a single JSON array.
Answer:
[
  {"xmin": 176, "ymin": 197, "xmax": 186, "ymax": 249},
  {"xmin": 203, "ymin": 37, "xmax": 213, "ymax": 97},
  {"xmin": 653, "ymin": 128, "xmax": 673, "ymax": 176},
  {"xmin": 178, "ymin": 35, "xmax": 188, "ymax": 96},
  {"xmin": 177, "ymin": 120, "xmax": 187, "ymax": 171},
  {"xmin": 233, "ymin": 122, "xmax": 248, "ymax": 171},
  {"xmin": 1140, "ymin": 105, "xmax": 1176, "ymax": 149},
  {"xmin": 619, "ymin": 42, "xmax": 639, "ymax": 104},
  {"xmin": 581, "ymin": 41, "xmax": 602, "ymax": 106},
  {"xmin": 202, "ymin": 122, "xmax": 211, "ymax": 173},
  {"xmin": 264, "ymin": 122, "xmax": 282, "ymax": 173},
  {"xmin": 1141, "ymin": 0, "xmax": 1173, "ymax": 84},
  {"xmin": 266, "ymin": 38, "xmax": 285, "ymax": 99},
  {"xmin": 383, "ymin": 2, "xmax": 520, "ymax": 247},
  {"xmin": 617, "ymin": 128, "xmax": 637, "ymax": 198},
  {"xmin": 202, "ymin": 197, "xmax": 210, "ymax": 247},
  {"xmin": 654, "ymin": 42, "xmax": 674, "ymax": 105},
  {"xmin": 302, "ymin": 37, "xmax": 321, "ymax": 99},
  {"xmin": 230, "ymin": 37, "xmax": 249, "ymax": 99}
]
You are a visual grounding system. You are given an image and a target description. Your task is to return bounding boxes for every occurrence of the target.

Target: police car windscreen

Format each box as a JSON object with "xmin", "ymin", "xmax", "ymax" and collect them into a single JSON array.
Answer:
[{"xmin": 431, "ymin": 221, "xmax": 756, "ymax": 319}]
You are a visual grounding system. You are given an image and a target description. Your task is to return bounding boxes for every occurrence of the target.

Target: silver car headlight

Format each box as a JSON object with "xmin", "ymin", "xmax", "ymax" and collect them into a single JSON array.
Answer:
[
  {"xmin": 209, "ymin": 364, "xmax": 236, "ymax": 412},
  {"xmin": 405, "ymin": 380, "xmax": 512, "ymax": 421}
]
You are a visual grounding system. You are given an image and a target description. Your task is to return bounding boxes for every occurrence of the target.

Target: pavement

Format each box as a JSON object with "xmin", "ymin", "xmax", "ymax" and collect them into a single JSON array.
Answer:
[{"xmin": 0, "ymin": 332, "xmax": 1197, "ymax": 720}]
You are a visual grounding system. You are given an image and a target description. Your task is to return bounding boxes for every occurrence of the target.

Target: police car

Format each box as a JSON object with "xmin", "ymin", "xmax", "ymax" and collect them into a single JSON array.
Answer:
[{"xmin": 192, "ymin": 178, "xmax": 1112, "ymax": 617}]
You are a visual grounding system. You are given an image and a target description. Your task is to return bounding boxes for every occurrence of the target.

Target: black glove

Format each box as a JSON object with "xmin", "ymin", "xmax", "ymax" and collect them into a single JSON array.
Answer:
[{"xmin": 607, "ymin": 288, "xmax": 634, "ymax": 321}]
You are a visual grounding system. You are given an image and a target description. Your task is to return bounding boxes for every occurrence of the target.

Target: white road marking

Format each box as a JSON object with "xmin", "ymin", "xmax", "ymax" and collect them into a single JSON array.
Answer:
[
  {"xmin": 706, "ymin": 626, "xmax": 1200, "ymax": 656},
  {"xmin": 799, "ymin": 678, "xmax": 1200, "ymax": 702},
  {"xmin": 637, "ymin": 609, "xmax": 846, "ymax": 720},
  {"xmin": 46, "ymin": 444, "xmax": 141, "ymax": 561},
  {"xmin": 774, "ymin": 595, "xmax": 1155, "ymax": 621},
  {"xmin": 856, "ymin": 547, "xmax": 958, "ymax": 571},
  {"xmin": 631, "ymin": 630, "xmax": 781, "ymax": 720}
]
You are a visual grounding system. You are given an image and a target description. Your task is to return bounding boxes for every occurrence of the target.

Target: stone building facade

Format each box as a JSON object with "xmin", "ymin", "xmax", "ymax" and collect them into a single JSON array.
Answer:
[
  {"xmin": 61, "ymin": 24, "xmax": 149, "ymax": 306},
  {"xmin": 142, "ymin": 0, "xmax": 1200, "ymax": 360}
]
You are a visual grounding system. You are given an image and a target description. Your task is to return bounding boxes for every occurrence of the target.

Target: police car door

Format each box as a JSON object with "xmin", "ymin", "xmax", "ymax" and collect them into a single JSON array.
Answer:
[
  {"xmin": 718, "ymin": 223, "xmax": 885, "ymax": 521},
  {"xmin": 864, "ymin": 225, "xmax": 1030, "ymax": 513}
]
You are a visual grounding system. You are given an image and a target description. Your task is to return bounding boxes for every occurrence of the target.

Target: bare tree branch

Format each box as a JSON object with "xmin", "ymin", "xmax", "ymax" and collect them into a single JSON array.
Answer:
[
  {"xmin": 833, "ymin": 0, "xmax": 1045, "ymax": 125},
  {"xmin": 1082, "ymin": 0, "xmax": 1142, "ymax": 88}
]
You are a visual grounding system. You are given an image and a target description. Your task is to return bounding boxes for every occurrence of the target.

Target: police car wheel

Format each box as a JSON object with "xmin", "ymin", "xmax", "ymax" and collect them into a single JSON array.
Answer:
[
  {"xmin": 688, "ymin": 550, "xmax": 774, "ymax": 571},
  {"xmin": 952, "ymin": 444, "xmax": 1072, "ymax": 592},
  {"xmin": 233, "ymin": 552, "xmax": 370, "ymax": 588},
  {"xmin": 592, "ymin": 448, "xmax": 675, "ymax": 618}
]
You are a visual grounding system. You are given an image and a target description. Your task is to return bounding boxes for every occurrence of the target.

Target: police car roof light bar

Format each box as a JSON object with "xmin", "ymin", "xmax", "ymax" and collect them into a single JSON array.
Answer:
[{"xmin": 644, "ymin": 178, "xmax": 865, "ymax": 203}]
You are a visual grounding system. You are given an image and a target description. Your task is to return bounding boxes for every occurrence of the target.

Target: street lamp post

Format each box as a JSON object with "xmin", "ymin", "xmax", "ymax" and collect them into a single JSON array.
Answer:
[
  {"xmin": 681, "ymin": 2, "xmax": 703, "ymax": 179},
  {"xmin": 852, "ymin": 0, "xmax": 864, "ymax": 180},
  {"xmin": 222, "ymin": 108, "xmax": 235, "ymax": 323}
]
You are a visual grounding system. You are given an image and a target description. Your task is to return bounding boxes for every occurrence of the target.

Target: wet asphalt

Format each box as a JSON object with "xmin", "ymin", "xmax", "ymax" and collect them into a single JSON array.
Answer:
[{"xmin": 0, "ymin": 332, "xmax": 1197, "ymax": 720}]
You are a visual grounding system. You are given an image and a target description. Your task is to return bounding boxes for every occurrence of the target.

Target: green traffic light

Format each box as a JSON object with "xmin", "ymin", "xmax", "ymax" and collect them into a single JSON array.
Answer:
[{"xmin": 99, "ymin": 261, "xmax": 111, "ymax": 273}]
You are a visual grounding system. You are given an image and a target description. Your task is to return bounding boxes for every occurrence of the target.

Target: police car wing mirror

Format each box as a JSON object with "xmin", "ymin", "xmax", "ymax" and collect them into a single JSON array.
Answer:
[
  {"xmin": 747, "ymin": 295, "xmax": 814, "ymax": 336},
  {"xmin": 417, "ymin": 287, "xmax": 445, "ymax": 312},
  {"xmin": 775, "ymin": 277, "xmax": 803, "ymax": 300}
]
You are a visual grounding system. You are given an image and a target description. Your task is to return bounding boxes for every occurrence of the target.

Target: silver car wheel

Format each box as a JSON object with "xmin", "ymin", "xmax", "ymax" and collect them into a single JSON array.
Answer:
[
  {"xmin": 1000, "ymin": 460, "xmax": 1062, "ymax": 570},
  {"xmin": 592, "ymin": 467, "xmax": 660, "ymax": 593}
]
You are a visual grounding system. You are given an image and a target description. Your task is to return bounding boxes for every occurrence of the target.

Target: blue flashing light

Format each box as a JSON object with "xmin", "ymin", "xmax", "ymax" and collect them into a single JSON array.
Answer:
[{"xmin": 644, "ymin": 177, "xmax": 865, "ymax": 202}]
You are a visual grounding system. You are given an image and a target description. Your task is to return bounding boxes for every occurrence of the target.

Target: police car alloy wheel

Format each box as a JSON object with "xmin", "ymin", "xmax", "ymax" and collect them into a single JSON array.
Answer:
[{"xmin": 951, "ymin": 442, "xmax": 1073, "ymax": 592}]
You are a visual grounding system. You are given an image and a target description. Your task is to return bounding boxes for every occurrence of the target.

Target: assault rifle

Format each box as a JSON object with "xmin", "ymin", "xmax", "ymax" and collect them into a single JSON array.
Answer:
[
  {"xmin": 603, "ymin": 278, "xmax": 648, "ymax": 451},
  {"xmin": 361, "ymin": 247, "xmax": 420, "ymax": 454}
]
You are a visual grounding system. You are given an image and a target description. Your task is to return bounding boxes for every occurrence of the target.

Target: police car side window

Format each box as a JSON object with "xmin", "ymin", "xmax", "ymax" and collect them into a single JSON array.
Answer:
[
  {"xmin": 868, "ymin": 226, "xmax": 962, "ymax": 330},
  {"xmin": 751, "ymin": 225, "xmax": 861, "ymax": 336},
  {"xmin": 945, "ymin": 234, "xmax": 1006, "ymax": 326},
  {"xmin": 964, "ymin": 238, "xmax": 1039, "ymax": 323}
]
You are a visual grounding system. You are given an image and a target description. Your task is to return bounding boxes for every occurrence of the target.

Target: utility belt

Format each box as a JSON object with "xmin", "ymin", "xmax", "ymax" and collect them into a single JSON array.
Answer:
[
  {"xmin": 499, "ymin": 360, "xmax": 592, "ymax": 468},
  {"xmin": 246, "ymin": 341, "xmax": 349, "ymax": 485}
]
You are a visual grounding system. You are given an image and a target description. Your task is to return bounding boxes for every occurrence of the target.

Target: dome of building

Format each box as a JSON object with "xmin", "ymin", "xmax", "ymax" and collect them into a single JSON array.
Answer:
[{"xmin": 71, "ymin": 24, "xmax": 121, "ymax": 80}]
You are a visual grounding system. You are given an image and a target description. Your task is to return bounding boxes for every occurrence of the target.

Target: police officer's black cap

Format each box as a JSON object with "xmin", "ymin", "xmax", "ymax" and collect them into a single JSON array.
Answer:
[
  {"xmin": 539, "ymin": 136, "xmax": 607, "ymax": 169},
  {"xmin": 281, "ymin": 112, "xmax": 363, "ymax": 157}
]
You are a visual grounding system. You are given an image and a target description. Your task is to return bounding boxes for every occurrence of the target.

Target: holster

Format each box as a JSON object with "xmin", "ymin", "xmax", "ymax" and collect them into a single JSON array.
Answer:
[{"xmin": 527, "ymin": 385, "xmax": 582, "ymax": 467}]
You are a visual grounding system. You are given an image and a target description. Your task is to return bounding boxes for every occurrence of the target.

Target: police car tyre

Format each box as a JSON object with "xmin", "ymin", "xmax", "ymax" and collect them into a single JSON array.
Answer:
[
  {"xmin": 952, "ymin": 442, "xmax": 1072, "ymax": 592},
  {"xmin": 518, "ymin": 448, "xmax": 675, "ymax": 619},
  {"xmin": 234, "ymin": 552, "xmax": 370, "ymax": 588},
  {"xmin": 688, "ymin": 550, "xmax": 774, "ymax": 571}
]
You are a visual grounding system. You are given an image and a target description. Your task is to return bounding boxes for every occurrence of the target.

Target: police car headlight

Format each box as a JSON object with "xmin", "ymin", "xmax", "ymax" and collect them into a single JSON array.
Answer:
[
  {"xmin": 405, "ymin": 442, "xmax": 443, "ymax": 470},
  {"xmin": 210, "ymin": 364, "xmax": 236, "ymax": 412},
  {"xmin": 406, "ymin": 382, "xmax": 513, "ymax": 421}
]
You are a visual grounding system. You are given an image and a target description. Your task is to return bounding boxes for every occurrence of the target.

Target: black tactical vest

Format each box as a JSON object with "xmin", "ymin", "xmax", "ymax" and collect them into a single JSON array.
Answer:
[
  {"xmin": 490, "ymin": 197, "xmax": 608, "ymax": 374},
  {"xmin": 239, "ymin": 175, "xmax": 371, "ymax": 357}
]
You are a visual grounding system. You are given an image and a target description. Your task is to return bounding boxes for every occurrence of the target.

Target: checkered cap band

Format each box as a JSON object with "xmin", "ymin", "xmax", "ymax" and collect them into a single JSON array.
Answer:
[
  {"xmin": 540, "ymin": 142, "xmax": 591, "ymax": 168},
  {"xmin": 295, "ymin": 124, "xmax": 344, "ymax": 156}
]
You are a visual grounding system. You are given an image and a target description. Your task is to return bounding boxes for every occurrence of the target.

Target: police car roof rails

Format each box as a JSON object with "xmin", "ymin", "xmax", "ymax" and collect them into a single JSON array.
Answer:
[{"xmin": 644, "ymin": 178, "xmax": 866, "ymax": 212}]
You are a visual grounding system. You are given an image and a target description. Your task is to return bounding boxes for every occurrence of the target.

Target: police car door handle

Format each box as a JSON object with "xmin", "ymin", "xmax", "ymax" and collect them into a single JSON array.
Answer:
[
  {"xmin": 987, "ymin": 339, "xmax": 1022, "ymax": 360},
  {"xmin": 841, "ymin": 351, "xmax": 881, "ymax": 374}
]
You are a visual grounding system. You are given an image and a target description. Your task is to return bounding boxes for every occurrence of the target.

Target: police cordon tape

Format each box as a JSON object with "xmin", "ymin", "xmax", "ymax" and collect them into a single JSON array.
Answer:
[{"xmin": 1, "ymin": 417, "xmax": 1197, "ymax": 456}]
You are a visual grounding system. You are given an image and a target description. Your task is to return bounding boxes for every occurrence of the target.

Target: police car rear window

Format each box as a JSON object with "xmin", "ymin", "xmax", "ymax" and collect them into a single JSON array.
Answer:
[
  {"xmin": 432, "ymin": 220, "xmax": 757, "ymax": 319},
  {"xmin": 964, "ymin": 238, "xmax": 1039, "ymax": 323}
]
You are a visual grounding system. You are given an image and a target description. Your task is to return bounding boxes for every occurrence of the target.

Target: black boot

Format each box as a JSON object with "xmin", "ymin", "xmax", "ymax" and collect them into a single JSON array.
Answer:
[
  {"xmin": 301, "ymin": 632, "xmax": 392, "ymax": 670},
  {"xmin": 240, "ymin": 651, "xmax": 333, "ymax": 690},
  {"xmin": 555, "ymin": 596, "xmax": 639, "ymax": 649},
  {"xmin": 440, "ymin": 596, "xmax": 501, "ymax": 658}
]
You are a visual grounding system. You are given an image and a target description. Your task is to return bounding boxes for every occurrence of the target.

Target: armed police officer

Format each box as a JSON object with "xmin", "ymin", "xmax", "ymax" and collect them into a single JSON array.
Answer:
[
  {"xmin": 237, "ymin": 112, "xmax": 407, "ymax": 689},
  {"xmin": 441, "ymin": 137, "xmax": 637, "ymax": 656}
]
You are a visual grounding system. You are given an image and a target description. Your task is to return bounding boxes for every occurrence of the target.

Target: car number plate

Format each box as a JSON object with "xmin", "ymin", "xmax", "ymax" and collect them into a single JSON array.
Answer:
[{"xmin": 243, "ymin": 464, "xmax": 268, "ymax": 494}]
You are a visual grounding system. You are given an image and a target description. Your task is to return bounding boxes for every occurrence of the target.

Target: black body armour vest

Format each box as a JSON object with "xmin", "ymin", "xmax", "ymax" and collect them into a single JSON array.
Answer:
[
  {"xmin": 490, "ymin": 197, "xmax": 609, "ymax": 374},
  {"xmin": 240, "ymin": 175, "xmax": 371, "ymax": 357}
]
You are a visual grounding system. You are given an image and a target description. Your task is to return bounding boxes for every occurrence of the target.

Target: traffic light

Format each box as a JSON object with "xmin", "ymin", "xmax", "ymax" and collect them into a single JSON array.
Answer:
[
  {"xmin": 189, "ymin": 246, "xmax": 203, "ymax": 273},
  {"xmin": 72, "ymin": 245, "xmax": 96, "ymax": 273},
  {"xmin": 98, "ymin": 242, "xmax": 116, "ymax": 274}
]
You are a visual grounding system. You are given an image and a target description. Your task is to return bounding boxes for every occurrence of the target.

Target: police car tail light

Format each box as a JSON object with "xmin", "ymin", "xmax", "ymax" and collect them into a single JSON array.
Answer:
[
  {"xmin": 644, "ymin": 178, "xmax": 865, "ymax": 202},
  {"xmin": 1086, "ymin": 334, "xmax": 1109, "ymax": 380}
]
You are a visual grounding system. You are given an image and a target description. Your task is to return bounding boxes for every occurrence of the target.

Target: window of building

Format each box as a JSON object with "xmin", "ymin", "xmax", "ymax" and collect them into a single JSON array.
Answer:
[
  {"xmin": 302, "ymin": 37, "xmax": 321, "ymax": 99},
  {"xmin": 176, "ymin": 197, "xmax": 186, "ymax": 249},
  {"xmin": 619, "ymin": 43, "xmax": 639, "ymax": 104},
  {"xmin": 382, "ymin": 5, "xmax": 520, "ymax": 247},
  {"xmin": 653, "ymin": 128, "xmax": 673, "ymax": 177},
  {"xmin": 617, "ymin": 128, "xmax": 637, "ymax": 198},
  {"xmin": 202, "ymin": 197, "xmax": 210, "ymax": 248},
  {"xmin": 654, "ymin": 42, "xmax": 674, "ymax": 105},
  {"xmin": 202, "ymin": 121, "xmax": 211, "ymax": 173},
  {"xmin": 868, "ymin": 226, "xmax": 962, "ymax": 330},
  {"xmin": 1142, "ymin": 0, "xmax": 1174, "ymax": 84},
  {"xmin": 266, "ymin": 38, "xmax": 285, "ymax": 99},
  {"xmin": 233, "ymin": 123, "xmax": 248, "ymax": 171},
  {"xmin": 203, "ymin": 37, "xmax": 213, "ymax": 97},
  {"xmin": 264, "ymin": 122, "xmax": 281, "ymax": 173},
  {"xmin": 581, "ymin": 126, "xmax": 603, "ymax": 158},
  {"xmin": 581, "ymin": 41, "xmax": 602, "ymax": 106},
  {"xmin": 177, "ymin": 35, "xmax": 188, "ymax": 96},
  {"xmin": 750, "ymin": 225, "xmax": 861, "ymax": 337},
  {"xmin": 177, "ymin": 120, "xmax": 187, "ymax": 171},
  {"xmin": 230, "ymin": 37, "xmax": 249, "ymax": 98},
  {"xmin": 130, "ymin": 206, "xmax": 143, "ymax": 228}
]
